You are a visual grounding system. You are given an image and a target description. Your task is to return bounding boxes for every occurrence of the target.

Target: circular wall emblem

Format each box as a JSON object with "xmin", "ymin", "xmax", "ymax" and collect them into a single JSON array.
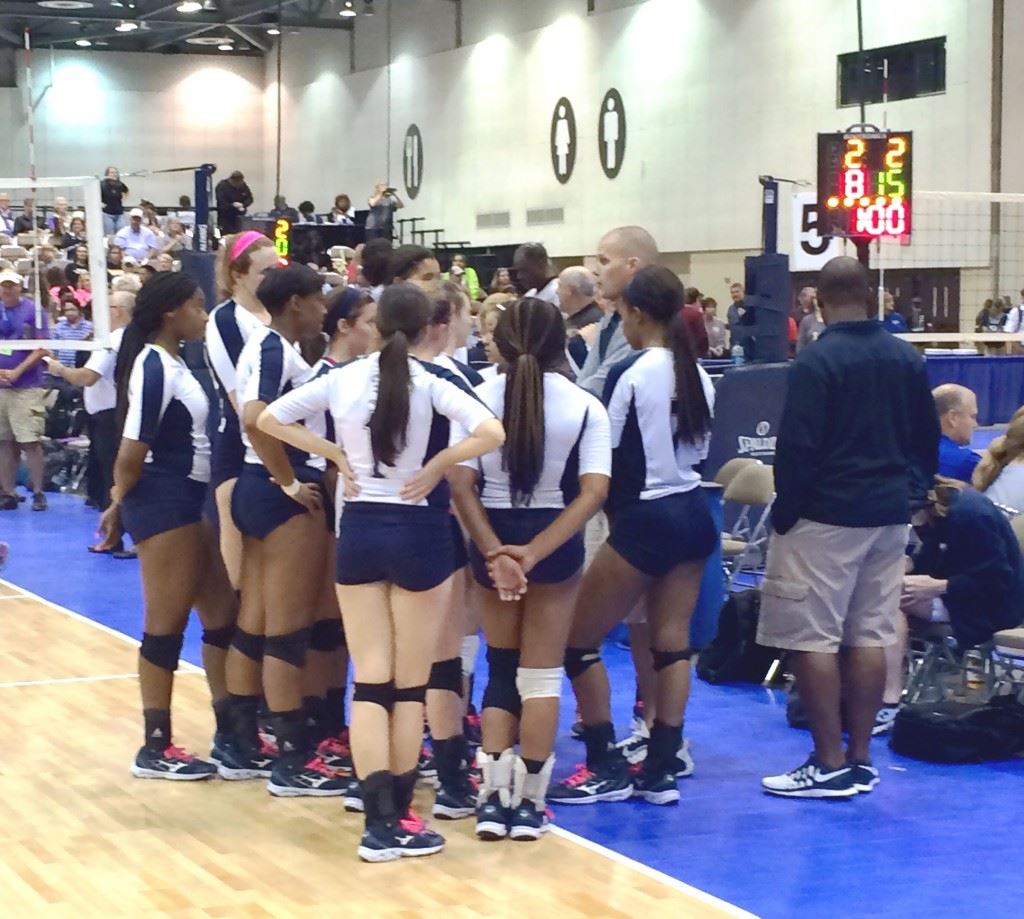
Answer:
[
  {"xmin": 550, "ymin": 97, "xmax": 577, "ymax": 184},
  {"xmin": 403, "ymin": 124, "xmax": 423, "ymax": 199},
  {"xmin": 598, "ymin": 88, "xmax": 626, "ymax": 179},
  {"xmin": 756, "ymin": 421, "xmax": 771, "ymax": 436}
]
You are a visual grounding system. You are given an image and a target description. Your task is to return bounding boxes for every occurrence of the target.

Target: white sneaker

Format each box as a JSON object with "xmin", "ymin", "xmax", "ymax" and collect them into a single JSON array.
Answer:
[
  {"xmin": 872, "ymin": 706, "xmax": 900, "ymax": 736},
  {"xmin": 762, "ymin": 756, "xmax": 859, "ymax": 799},
  {"xmin": 675, "ymin": 739, "xmax": 695, "ymax": 778}
]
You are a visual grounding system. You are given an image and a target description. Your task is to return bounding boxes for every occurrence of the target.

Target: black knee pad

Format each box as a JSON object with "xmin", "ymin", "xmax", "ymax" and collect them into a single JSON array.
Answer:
[
  {"xmin": 428, "ymin": 657, "xmax": 463, "ymax": 694},
  {"xmin": 309, "ymin": 618, "xmax": 345, "ymax": 652},
  {"xmin": 483, "ymin": 646, "xmax": 521, "ymax": 716},
  {"xmin": 393, "ymin": 684, "xmax": 427, "ymax": 704},
  {"xmin": 353, "ymin": 680, "xmax": 395, "ymax": 712},
  {"xmin": 264, "ymin": 627, "xmax": 311, "ymax": 668},
  {"xmin": 651, "ymin": 648, "xmax": 693, "ymax": 671},
  {"xmin": 564, "ymin": 646, "xmax": 601, "ymax": 680},
  {"xmin": 140, "ymin": 632, "xmax": 184, "ymax": 672},
  {"xmin": 201, "ymin": 625, "xmax": 234, "ymax": 650},
  {"xmin": 230, "ymin": 627, "xmax": 264, "ymax": 662}
]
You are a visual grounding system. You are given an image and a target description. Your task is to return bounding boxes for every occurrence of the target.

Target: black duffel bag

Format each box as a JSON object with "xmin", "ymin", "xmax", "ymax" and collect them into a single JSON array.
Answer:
[
  {"xmin": 697, "ymin": 590, "xmax": 779, "ymax": 684},
  {"xmin": 889, "ymin": 696, "xmax": 1024, "ymax": 764}
]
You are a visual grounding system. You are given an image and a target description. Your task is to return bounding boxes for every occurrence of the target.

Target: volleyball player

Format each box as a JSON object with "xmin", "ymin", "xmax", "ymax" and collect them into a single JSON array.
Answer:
[
  {"xmin": 99, "ymin": 273, "xmax": 237, "ymax": 779},
  {"xmin": 257, "ymin": 283, "xmax": 504, "ymax": 862},
  {"xmin": 450, "ymin": 297, "xmax": 610, "ymax": 839},
  {"xmin": 548, "ymin": 265, "xmax": 716, "ymax": 806},
  {"xmin": 205, "ymin": 230, "xmax": 278, "ymax": 589},
  {"xmin": 216, "ymin": 263, "xmax": 346, "ymax": 797}
]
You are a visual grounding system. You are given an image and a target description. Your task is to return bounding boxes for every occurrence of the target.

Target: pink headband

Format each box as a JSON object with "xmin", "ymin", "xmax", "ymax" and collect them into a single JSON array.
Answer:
[{"xmin": 230, "ymin": 230, "xmax": 266, "ymax": 262}]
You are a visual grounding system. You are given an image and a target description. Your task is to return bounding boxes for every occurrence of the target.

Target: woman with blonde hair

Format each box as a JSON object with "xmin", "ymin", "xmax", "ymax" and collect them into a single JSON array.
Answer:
[{"xmin": 973, "ymin": 412, "xmax": 1024, "ymax": 511}]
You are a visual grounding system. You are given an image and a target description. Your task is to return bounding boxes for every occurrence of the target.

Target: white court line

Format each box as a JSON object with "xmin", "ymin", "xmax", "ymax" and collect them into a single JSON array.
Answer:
[
  {"xmin": 1, "ymin": 578, "xmax": 754, "ymax": 916},
  {"xmin": 549, "ymin": 826, "xmax": 760, "ymax": 919},
  {"xmin": 0, "ymin": 579, "xmax": 203, "ymax": 673},
  {"xmin": 0, "ymin": 671, "xmax": 206, "ymax": 689}
]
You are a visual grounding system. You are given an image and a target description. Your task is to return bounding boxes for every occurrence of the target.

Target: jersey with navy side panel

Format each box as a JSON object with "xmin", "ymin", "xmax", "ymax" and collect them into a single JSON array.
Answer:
[{"xmin": 205, "ymin": 298, "xmax": 265, "ymax": 429}]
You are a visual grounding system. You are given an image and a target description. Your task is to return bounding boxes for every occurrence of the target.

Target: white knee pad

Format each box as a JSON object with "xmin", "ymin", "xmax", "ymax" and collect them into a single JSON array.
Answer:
[
  {"xmin": 516, "ymin": 666, "xmax": 563, "ymax": 701},
  {"xmin": 460, "ymin": 633, "xmax": 481, "ymax": 675}
]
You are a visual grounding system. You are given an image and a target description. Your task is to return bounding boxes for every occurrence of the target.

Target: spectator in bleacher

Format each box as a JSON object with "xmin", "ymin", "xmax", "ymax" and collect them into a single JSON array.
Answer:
[
  {"xmin": 365, "ymin": 181, "xmax": 403, "ymax": 240},
  {"xmin": 489, "ymin": 266, "xmax": 515, "ymax": 295},
  {"xmin": 51, "ymin": 300, "xmax": 94, "ymax": 366},
  {"xmin": 882, "ymin": 291, "xmax": 908, "ymax": 333},
  {"xmin": 797, "ymin": 292, "xmax": 825, "ymax": 353},
  {"xmin": 513, "ymin": 242, "xmax": 560, "ymax": 307},
  {"xmin": 107, "ymin": 245, "xmax": 125, "ymax": 272},
  {"xmin": 557, "ymin": 265, "xmax": 602, "ymax": 372},
  {"xmin": 100, "ymin": 166, "xmax": 129, "ymax": 235},
  {"xmin": 682, "ymin": 286, "xmax": 710, "ymax": 358},
  {"xmin": 153, "ymin": 253, "xmax": 174, "ymax": 273},
  {"xmin": 0, "ymin": 193, "xmax": 15, "ymax": 235},
  {"xmin": 158, "ymin": 218, "xmax": 188, "ymax": 254},
  {"xmin": 115, "ymin": 209, "xmax": 159, "ymax": 262},
  {"xmin": 139, "ymin": 200, "xmax": 161, "ymax": 232},
  {"xmin": 269, "ymin": 195, "xmax": 300, "ymax": 223},
  {"xmin": 214, "ymin": 170, "xmax": 253, "ymax": 235},
  {"xmin": 13, "ymin": 197, "xmax": 44, "ymax": 235},
  {"xmin": 329, "ymin": 193, "xmax": 354, "ymax": 225},
  {"xmin": 59, "ymin": 216, "xmax": 87, "ymax": 255},
  {"xmin": 172, "ymin": 195, "xmax": 195, "ymax": 228},
  {"xmin": 703, "ymin": 297, "xmax": 728, "ymax": 357},
  {"xmin": 446, "ymin": 253, "xmax": 481, "ymax": 300},
  {"xmin": 0, "ymin": 269, "xmax": 49, "ymax": 511},
  {"xmin": 65, "ymin": 245, "xmax": 90, "ymax": 286},
  {"xmin": 726, "ymin": 281, "xmax": 745, "ymax": 335},
  {"xmin": 972, "ymin": 411, "xmax": 1024, "ymax": 511},
  {"xmin": 975, "ymin": 298, "xmax": 1006, "ymax": 332},
  {"xmin": 933, "ymin": 383, "xmax": 980, "ymax": 482},
  {"xmin": 296, "ymin": 201, "xmax": 322, "ymax": 224},
  {"xmin": 112, "ymin": 271, "xmax": 142, "ymax": 295},
  {"xmin": 47, "ymin": 196, "xmax": 69, "ymax": 236},
  {"xmin": 758, "ymin": 255, "xmax": 939, "ymax": 799}
]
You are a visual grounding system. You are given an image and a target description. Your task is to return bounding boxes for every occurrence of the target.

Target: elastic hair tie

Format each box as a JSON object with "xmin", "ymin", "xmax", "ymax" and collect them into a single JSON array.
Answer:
[{"xmin": 230, "ymin": 230, "xmax": 266, "ymax": 262}]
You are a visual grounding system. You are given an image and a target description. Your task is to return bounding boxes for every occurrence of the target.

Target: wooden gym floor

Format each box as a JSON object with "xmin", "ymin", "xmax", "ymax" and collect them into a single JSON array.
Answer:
[{"xmin": 0, "ymin": 580, "xmax": 751, "ymax": 919}]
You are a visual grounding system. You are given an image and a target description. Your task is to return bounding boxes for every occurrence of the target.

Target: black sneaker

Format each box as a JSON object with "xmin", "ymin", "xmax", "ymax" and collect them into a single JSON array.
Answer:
[
  {"xmin": 132, "ymin": 744, "xmax": 217, "ymax": 780},
  {"xmin": 433, "ymin": 781, "xmax": 475, "ymax": 820},
  {"xmin": 872, "ymin": 706, "xmax": 900, "ymax": 736},
  {"xmin": 570, "ymin": 720, "xmax": 584, "ymax": 740},
  {"xmin": 209, "ymin": 731, "xmax": 230, "ymax": 764},
  {"xmin": 0, "ymin": 495, "xmax": 17, "ymax": 511},
  {"xmin": 417, "ymin": 744, "xmax": 436, "ymax": 779},
  {"xmin": 762, "ymin": 756, "xmax": 859, "ymax": 799},
  {"xmin": 344, "ymin": 777, "xmax": 364, "ymax": 813},
  {"xmin": 216, "ymin": 739, "xmax": 276, "ymax": 780},
  {"xmin": 548, "ymin": 760, "xmax": 633, "ymax": 805},
  {"xmin": 32, "ymin": 492, "xmax": 47, "ymax": 512},
  {"xmin": 632, "ymin": 767, "xmax": 679, "ymax": 805},
  {"xmin": 267, "ymin": 755, "xmax": 347, "ymax": 797},
  {"xmin": 358, "ymin": 813, "xmax": 446, "ymax": 862},
  {"xmin": 848, "ymin": 759, "xmax": 880, "ymax": 793},
  {"xmin": 508, "ymin": 800, "xmax": 551, "ymax": 841},
  {"xmin": 316, "ymin": 731, "xmax": 353, "ymax": 776},
  {"xmin": 475, "ymin": 791, "xmax": 511, "ymax": 840}
]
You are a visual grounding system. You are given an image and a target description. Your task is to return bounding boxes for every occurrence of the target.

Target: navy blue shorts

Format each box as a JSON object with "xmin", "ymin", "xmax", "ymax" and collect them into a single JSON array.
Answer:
[
  {"xmin": 336, "ymin": 503, "xmax": 456, "ymax": 592},
  {"xmin": 211, "ymin": 413, "xmax": 245, "ymax": 489},
  {"xmin": 451, "ymin": 513, "xmax": 469, "ymax": 569},
  {"xmin": 469, "ymin": 507, "xmax": 584, "ymax": 588},
  {"xmin": 608, "ymin": 489, "xmax": 717, "ymax": 578},
  {"xmin": 231, "ymin": 464, "xmax": 325, "ymax": 540},
  {"xmin": 121, "ymin": 471, "xmax": 207, "ymax": 544}
]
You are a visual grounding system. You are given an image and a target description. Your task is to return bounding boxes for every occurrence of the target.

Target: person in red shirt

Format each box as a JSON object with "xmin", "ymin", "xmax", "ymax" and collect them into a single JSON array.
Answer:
[{"xmin": 682, "ymin": 287, "xmax": 710, "ymax": 357}]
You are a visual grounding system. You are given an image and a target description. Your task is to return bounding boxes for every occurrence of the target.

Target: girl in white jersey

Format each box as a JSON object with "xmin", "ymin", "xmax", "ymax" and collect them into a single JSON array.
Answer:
[
  {"xmin": 216, "ymin": 264, "xmax": 345, "ymax": 798},
  {"xmin": 258, "ymin": 283, "xmax": 504, "ymax": 863},
  {"xmin": 205, "ymin": 231, "xmax": 277, "ymax": 589},
  {"xmin": 451, "ymin": 298, "xmax": 611, "ymax": 840},
  {"xmin": 549, "ymin": 266, "xmax": 716, "ymax": 808},
  {"xmin": 100, "ymin": 273, "xmax": 237, "ymax": 780}
]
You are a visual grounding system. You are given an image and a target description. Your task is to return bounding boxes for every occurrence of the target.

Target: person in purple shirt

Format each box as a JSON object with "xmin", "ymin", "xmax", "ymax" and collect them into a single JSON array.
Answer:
[{"xmin": 0, "ymin": 270, "xmax": 50, "ymax": 510}]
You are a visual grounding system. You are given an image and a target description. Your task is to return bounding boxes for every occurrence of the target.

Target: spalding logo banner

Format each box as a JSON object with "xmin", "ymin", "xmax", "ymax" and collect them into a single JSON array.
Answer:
[{"xmin": 705, "ymin": 363, "xmax": 790, "ymax": 478}]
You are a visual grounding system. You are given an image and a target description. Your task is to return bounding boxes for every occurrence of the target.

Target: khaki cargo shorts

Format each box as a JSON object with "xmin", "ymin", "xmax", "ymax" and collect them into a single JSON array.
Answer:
[
  {"xmin": 0, "ymin": 387, "xmax": 47, "ymax": 443},
  {"xmin": 756, "ymin": 520, "xmax": 908, "ymax": 653}
]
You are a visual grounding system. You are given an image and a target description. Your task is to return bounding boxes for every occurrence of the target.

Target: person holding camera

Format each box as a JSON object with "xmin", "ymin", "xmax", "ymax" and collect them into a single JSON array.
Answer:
[{"xmin": 366, "ymin": 181, "xmax": 404, "ymax": 241}]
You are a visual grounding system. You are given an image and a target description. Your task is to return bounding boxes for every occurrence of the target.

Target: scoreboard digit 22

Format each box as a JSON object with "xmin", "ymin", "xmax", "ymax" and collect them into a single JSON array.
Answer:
[{"xmin": 817, "ymin": 131, "xmax": 912, "ymax": 239}]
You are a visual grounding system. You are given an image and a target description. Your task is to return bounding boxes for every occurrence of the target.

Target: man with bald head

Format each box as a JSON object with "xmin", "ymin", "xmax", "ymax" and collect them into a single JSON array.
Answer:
[
  {"xmin": 933, "ymin": 383, "xmax": 980, "ymax": 482},
  {"xmin": 576, "ymin": 226, "xmax": 658, "ymax": 397},
  {"xmin": 757, "ymin": 256, "xmax": 939, "ymax": 799}
]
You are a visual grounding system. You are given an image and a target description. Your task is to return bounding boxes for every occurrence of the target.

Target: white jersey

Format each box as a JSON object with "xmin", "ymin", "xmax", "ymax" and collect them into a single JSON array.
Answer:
[
  {"xmin": 265, "ymin": 351, "xmax": 494, "ymax": 508},
  {"xmin": 122, "ymin": 343, "xmax": 210, "ymax": 483},
  {"xmin": 432, "ymin": 352, "xmax": 484, "ymax": 388},
  {"xmin": 236, "ymin": 326, "xmax": 325, "ymax": 470},
  {"xmin": 82, "ymin": 326, "xmax": 125, "ymax": 415},
  {"xmin": 205, "ymin": 298, "xmax": 266, "ymax": 424},
  {"xmin": 603, "ymin": 347, "xmax": 714, "ymax": 506},
  {"xmin": 458, "ymin": 372, "xmax": 610, "ymax": 509}
]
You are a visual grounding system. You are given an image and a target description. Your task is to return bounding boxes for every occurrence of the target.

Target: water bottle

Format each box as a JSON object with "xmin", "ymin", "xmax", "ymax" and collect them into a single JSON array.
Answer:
[{"xmin": 731, "ymin": 343, "xmax": 744, "ymax": 366}]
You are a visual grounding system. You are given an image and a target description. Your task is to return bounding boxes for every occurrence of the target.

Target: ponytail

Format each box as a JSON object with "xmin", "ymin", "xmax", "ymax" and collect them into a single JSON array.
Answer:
[
  {"xmin": 494, "ymin": 297, "xmax": 565, "ymax": 506},
  {"xmin": 370, "ymin": 283, "xmax": 432, "ymax": 467},
  {"xmin": 973, "ymin": 415, "xmax": 1024, "ymax": 491},
  {"xmin": 624, "ymin": 266, "xmax": 711, "ymax": 446},
  {"xmin": 114, "ymin": 320, "xmax": 148, "ymax": 436}
]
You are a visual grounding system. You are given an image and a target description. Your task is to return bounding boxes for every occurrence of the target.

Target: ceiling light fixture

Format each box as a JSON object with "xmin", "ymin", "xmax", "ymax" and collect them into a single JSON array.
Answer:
[
  {"xmin": 176, "ymin": 1, "xmax": 202, "ymax": 11},
  {"xmin": 75, "ymin": 38, "xmax": 93, "ymax": 47},
  {"xmin": 202, "ymin": 0, "xmax": 217, "ymax": 10},
  {"xmin": 266, "ymin": 26, "xmax": 281, "ymax": 35},
  {"xmin": 340, "ymin": 1, "xmax": 356, "ymax": 17},
  {"xmin": 114, "ymin": 20, "xmax": 139, "ymax": 31},
  {"xmin": 218, "ymin": 42, "xmax": 233, "ymax": 51},
  {"xmin": 363, "ymin": 0, "xmax": 374, "ymax": 15}
]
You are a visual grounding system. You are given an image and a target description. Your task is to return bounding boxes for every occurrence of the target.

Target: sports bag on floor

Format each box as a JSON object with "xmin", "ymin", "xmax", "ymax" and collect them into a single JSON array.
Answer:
[
  {"xmin": 696, "ymin": 590, "xmax": 778, "ymax": 684},
  {"xmin": 889, "ymin": 696, "xmax": 1024, "ymax": 763}
]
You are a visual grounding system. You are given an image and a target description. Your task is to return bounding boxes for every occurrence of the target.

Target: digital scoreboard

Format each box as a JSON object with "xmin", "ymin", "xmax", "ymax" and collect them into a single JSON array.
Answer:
[
  {"xmin": 274, "ymin": 217, "xmax": 291, "ymax": 264},
  {"xmin": 817, "ymin": 131, "xmax": 912, "ymax": 239}
]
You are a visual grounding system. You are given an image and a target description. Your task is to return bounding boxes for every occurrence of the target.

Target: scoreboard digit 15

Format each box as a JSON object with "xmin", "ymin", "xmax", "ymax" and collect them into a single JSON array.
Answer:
[{"xmin": 817, "ymin": 131, "xmax": 912, "ymax": 239}]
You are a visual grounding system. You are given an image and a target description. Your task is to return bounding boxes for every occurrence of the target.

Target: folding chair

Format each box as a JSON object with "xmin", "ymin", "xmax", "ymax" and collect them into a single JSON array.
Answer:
[{"xmin": 720, "ymin": 462, "xmax": 775, "ymax": 591}]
